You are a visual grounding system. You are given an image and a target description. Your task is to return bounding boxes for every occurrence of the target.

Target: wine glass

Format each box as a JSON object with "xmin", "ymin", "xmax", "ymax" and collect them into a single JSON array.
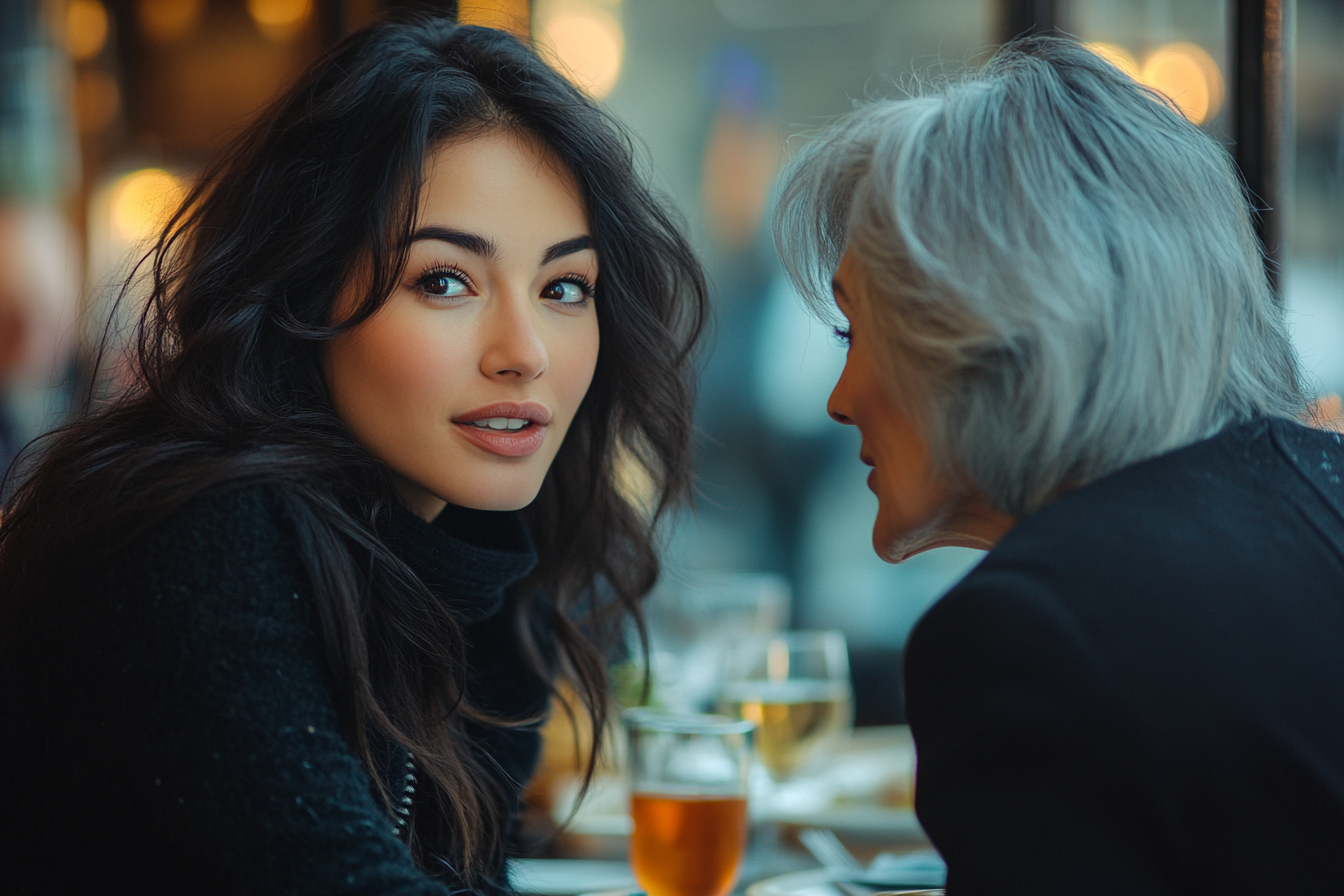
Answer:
[
  {"xmin": 718, "ymin": 630, "xmax": 854, "ymax": 781},
  {"xmin": 641, "ymin": 572, "xmax": 791, "ymax": 712},
  {"xmin": 623, "ymin": 710, "xmax": 755, "ymax": 896}
]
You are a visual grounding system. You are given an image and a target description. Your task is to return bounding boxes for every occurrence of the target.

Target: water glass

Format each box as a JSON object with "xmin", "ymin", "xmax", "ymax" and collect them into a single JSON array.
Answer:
[{"xmin": 623, "ymin": 710, "xmax": 755, "ymax": 896}]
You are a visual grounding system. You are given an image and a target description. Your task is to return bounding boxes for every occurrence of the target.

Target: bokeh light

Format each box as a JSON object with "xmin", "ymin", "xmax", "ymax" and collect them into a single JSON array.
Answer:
[
  {"xmin": 535, "ymin": 2, "xmax": 625, "ymax": 98},
  {"xmin": 246, "ymin": 0, "xmax": 312, "ymax": 42},
  {"xmin": 110, "ymin": 169, "xmax": 186, "ymax": 244},
  {"xmin": 1142, "ymin": 42, "xmax": 1224, "ymax": 126},
  {"xmin": 137, "ymin": 0, "xmax": 207, "ymax": 44},
  {"xmin": 66, "ymin": 0, "xmax": 110, "ymax": 62},
  {"xmin": 1084, "ymin": 40, "xmax": 1225, "ymax": 127},
  {"xmin": 1083, "ymin": 42, "xmax": 1140, "ymax": 81},
  {"xmin": 458, "ymin": 0, "xmax": 531, "ymax": 38}
]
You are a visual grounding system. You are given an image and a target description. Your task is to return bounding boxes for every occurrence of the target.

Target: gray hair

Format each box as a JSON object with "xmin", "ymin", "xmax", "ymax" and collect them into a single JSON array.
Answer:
[{"xmin": 774, "ymin": 36, "xmax": 1306, "ymax": 516}]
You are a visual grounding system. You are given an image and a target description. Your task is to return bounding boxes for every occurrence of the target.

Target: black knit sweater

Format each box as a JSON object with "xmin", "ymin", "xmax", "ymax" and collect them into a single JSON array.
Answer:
[{"xmin": 0, "ymin": 485, "xmax": 549, "ymax": 895}]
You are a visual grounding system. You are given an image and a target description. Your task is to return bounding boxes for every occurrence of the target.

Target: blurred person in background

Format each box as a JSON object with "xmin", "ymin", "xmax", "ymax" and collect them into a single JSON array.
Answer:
[
  {"xmin": 0, "ymin": 12, "xmax": 704, "ymax": 895},
  {"xmin": 0, "ymin": 0, "xmax": 79, "ymax": 479},
  {"xmin": 0, "ymin": 203, "xmax": 78, "ymax": 474},
  {"xmin": 776, "ymin": 36, "xmax": 1344, "ymax": 894}
]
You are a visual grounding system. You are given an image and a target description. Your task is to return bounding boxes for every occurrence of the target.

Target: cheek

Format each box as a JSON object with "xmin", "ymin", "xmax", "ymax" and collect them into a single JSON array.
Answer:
[
  {"xmin": 870, "ymin": 417, "xmax": 946, "ymax": 528},
  {"xmin": 327, "ymin": 306, "xmax": 469, "ymax": 427},
  {"xmin": 549, "ymin": 318, "xmax": 600, "ymax": 413},
  {"xmin": 365, "ymin": 327, "xmax": 461, "ymax": 402}
]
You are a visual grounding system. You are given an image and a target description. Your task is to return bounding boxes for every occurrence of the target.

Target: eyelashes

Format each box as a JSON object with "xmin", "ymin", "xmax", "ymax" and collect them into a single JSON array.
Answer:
[
  {"xmin": 409, "ymin": 265, "xmax": 596, "ymax": 305},
  {"xmin": 833, "ymin": 326, "xmax": 852, "ymax": 344},
  {"xmin": 561, "ymin": 273, "xmax": 596, "ymax": 296},
  {"xmin": 412, "ymin": 264, "xmax": 473, "ymax": 298},
  {"xmin": 549, "ymin": 274, "xmax": 596, "ymax": 302}
]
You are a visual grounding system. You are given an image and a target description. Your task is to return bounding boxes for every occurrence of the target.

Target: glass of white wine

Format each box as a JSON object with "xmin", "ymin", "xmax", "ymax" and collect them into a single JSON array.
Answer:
[{"xmin": 717, "ymin": 630, "xmax": 853, "ymax": 781}]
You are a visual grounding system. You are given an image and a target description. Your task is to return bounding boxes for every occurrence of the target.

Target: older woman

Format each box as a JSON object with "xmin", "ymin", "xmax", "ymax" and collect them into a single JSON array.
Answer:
[{"xmin": 776, "ymin": 37, "xmax": 1344, "ymax": 894}]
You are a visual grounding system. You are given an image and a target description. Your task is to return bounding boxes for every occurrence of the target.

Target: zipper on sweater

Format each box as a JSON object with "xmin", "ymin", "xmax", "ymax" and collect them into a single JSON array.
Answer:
[{"xmin": 392, "ymin": 753, "xmax": 415, "ymax": 838}]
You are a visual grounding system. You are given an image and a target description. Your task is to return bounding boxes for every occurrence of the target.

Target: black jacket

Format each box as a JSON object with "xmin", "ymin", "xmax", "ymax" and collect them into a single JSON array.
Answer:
[
  {"xmin": 0, "ymin": 485, "xmax": 548, "ymax": 895},
  {"xmin": 905, "ymin": 418, "xmax": 1344, "ymax": 895}
]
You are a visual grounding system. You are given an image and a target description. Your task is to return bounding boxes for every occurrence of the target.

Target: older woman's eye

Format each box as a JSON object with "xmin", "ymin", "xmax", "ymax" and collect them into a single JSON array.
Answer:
[
  {"xmin": 417, "ymin": 268, "xmax": 471, "ymax": 298},
  {"xmin": 833, "ymin": 326, "xmax": 852, "ymax": 345},
  {"xmin": 541, "ymin": 277, "xmax": 593, "ymax": 305}
]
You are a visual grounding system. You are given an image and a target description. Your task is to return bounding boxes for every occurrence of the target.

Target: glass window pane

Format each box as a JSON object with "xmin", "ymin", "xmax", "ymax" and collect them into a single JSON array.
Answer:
[{"xmin": 1290, "ymin": 0, "xmax": 1344, "ymax": 402}]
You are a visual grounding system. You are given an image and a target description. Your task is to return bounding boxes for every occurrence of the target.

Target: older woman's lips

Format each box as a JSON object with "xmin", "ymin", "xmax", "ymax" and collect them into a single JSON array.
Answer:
[{"xmin": 452, "ymin": 401, "xmax": 550, "ymax": 458}]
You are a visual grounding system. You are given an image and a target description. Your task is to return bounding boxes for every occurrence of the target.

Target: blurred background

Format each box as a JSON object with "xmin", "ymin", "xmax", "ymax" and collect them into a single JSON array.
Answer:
[{"xmin": 1, "ymin": 0, "xmax": 1340, "ymax": 733}]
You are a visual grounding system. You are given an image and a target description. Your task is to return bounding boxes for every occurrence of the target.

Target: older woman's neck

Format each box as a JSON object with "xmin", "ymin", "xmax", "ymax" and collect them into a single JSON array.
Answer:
[{"xmin": 940, "ymin": 492, "xmax": 1017, "ymax": 552}]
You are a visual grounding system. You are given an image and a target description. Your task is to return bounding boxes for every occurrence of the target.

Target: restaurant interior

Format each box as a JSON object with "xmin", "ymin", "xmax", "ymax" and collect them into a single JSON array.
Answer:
[{"xmin": 1, "ymin": 0, "xmax": 1340, "ymax": 891}]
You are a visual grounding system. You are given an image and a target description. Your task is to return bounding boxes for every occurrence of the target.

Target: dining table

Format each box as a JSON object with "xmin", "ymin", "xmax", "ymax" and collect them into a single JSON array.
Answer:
[{"xmin": 510, "ymin": 725, "xmax": 939, "ymax": 896}]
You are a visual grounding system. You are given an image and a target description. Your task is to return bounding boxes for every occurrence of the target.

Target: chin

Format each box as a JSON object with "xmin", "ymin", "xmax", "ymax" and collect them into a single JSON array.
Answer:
[
  {"xmin": 440, "ymin": 473, "xmax": 546, "ymax": 513},
  {"xmin": 872, "ymin": 506, "xmax": 952, "ymax": 564}
]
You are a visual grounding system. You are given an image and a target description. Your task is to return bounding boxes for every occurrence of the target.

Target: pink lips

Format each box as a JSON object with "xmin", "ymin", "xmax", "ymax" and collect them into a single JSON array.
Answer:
[{"xmin": 452, "ymin": 401, "xmax": 551, "ymax": 458}]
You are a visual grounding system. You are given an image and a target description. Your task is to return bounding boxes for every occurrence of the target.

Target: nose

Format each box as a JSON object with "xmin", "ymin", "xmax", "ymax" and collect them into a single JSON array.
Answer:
[
  {"xmin": 827, "ymin": 368, "xmax": 855, "ymax": 426},
  {"xmin": 828, "ymin": 402, "xmax": 854, "ymax": 426},
  {"xmin": 479, "ymin": 292, "xmax": 547, "ymax": 382}
]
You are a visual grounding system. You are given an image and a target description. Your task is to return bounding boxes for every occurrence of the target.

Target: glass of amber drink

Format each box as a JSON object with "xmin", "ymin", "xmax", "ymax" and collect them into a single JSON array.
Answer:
[{"xmin": 623, "ymin": 710, "xmax": 755, "ymax": 896}]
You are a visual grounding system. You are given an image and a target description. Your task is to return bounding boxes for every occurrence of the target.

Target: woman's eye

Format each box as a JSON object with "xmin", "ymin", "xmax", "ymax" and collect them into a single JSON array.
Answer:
[
  {"xmin": 419, "ymin": 271, "xmax": 470, "ymax": 298},
  {"xmin": 542, "ymin": 279, "xmax": 591, "ymax": 304},
  {"xmin": 833, "ymin": 325, "xmax": 852, "ymax": 345}
]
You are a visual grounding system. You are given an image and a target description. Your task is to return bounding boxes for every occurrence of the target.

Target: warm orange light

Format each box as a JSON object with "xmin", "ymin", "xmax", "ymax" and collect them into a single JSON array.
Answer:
[
  {"xmin": 1142, "ymin": 42, "xmax": 1224, "ymax": 126},
  {"xmin": 66, "ymin": 0, "xmax": 110, "ymax": 62},
  {"xmin": 1083, "ymin": 42, "xmax": 1140, "ymax": 81},
  {"xmin": 535, "ymin": 4, "xmax": 625, "ymax": 98},
  {"xmin": 137, "ymin": 0, "xmax": 206, "ymax": 44},
  {"xmin": 246, "ymin": 0, "xmax": 312, "ymax": 41},
  {"xmin": 110, "ymin": 169, "xmax": 186, "ymax": 244},
  {"xmin": 458, "ymin": 0, "xmax": 531, "ymax": 38},
  {"xmin": 1082, "ymin": 40, "xmax": 1224, "ymax": 127}
]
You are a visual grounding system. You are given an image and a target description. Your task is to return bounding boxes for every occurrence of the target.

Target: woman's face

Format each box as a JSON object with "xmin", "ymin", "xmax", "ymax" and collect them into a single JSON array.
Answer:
[
  {"xmin": 325, "ymin": 130, "xmax": 600, "ymax": 520},
  {"xmin": 827, "ymin": 251, "xmax": 1012, "ymax": 561}
]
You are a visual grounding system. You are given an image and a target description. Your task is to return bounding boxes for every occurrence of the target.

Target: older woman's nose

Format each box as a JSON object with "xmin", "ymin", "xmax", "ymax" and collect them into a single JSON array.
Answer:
[{"xmin": 827, "ymin": 380, "xmax": 855, "ymax": 426}]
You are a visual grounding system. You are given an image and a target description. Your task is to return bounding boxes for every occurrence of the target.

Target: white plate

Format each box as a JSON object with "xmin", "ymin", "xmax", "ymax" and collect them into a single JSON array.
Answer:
[
  {"xmin": 746, "ymin": 869, "xmax": 944, "ymax": 896},
  {"xmin": 746, "ymin": 868, "xmax": 839, "ymax": 896},
  {"xmin": 507, "ymin": 859, "xmax": 637, "ymax": 895}
]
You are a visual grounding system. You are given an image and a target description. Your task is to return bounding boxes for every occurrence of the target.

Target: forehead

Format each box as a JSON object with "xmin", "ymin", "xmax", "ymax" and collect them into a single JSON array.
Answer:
[{"xmin": 418, "ymin": 130, "xmax": 589, "ymax": 233}]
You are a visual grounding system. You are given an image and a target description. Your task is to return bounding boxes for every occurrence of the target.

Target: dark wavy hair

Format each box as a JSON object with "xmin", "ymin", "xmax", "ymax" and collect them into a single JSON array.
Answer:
[{"xmin": 0, "ymin": 13, "xmax": 705, "ymax": 882}]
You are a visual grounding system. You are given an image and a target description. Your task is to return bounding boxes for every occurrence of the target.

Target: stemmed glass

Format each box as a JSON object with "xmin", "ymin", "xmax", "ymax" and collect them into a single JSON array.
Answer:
[{"xmin": 718, "ymin": 630, "xmax": 854, "ymax": 781}]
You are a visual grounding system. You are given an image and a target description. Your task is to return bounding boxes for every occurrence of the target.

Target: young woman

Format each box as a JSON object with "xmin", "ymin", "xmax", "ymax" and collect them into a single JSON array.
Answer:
[{"xmin": 0, "ymin": 13, "xmax": 705, "ymax": 895}]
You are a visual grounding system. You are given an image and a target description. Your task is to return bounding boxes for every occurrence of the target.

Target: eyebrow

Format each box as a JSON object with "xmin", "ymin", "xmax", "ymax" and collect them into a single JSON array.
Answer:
[
  {"xmin": 409, "ymin": 226, "xmax": 499, "ymax": 259},
  {"xmin": 542, "ymin": 235, "xmax": 594, "ymax": 265},
  {"xmin": 408, "ymin": 228, "xmax": 595, "ymax": 268}
]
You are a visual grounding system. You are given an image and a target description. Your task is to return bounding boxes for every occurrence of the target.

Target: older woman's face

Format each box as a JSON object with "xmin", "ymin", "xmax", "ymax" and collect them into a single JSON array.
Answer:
[
  {"xmin": 827, "ymin": 251, "xmax": 1012, "ymax": 561},
  {"xmin": 324, "ymin": 131, "xmax": 600, "ymax": 521}
]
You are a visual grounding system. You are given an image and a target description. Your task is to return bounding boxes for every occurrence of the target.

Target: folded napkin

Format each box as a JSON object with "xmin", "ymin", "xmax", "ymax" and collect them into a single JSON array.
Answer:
[{"xmin": 848, "ymin": 850, "xmax": 946, "ymax": 889}]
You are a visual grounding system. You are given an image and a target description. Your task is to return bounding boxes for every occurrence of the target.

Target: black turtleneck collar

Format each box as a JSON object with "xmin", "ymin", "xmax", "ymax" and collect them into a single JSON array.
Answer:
[{"xmin": 378, "ymin": 501, "xmax": 537, "ymax": 622}]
